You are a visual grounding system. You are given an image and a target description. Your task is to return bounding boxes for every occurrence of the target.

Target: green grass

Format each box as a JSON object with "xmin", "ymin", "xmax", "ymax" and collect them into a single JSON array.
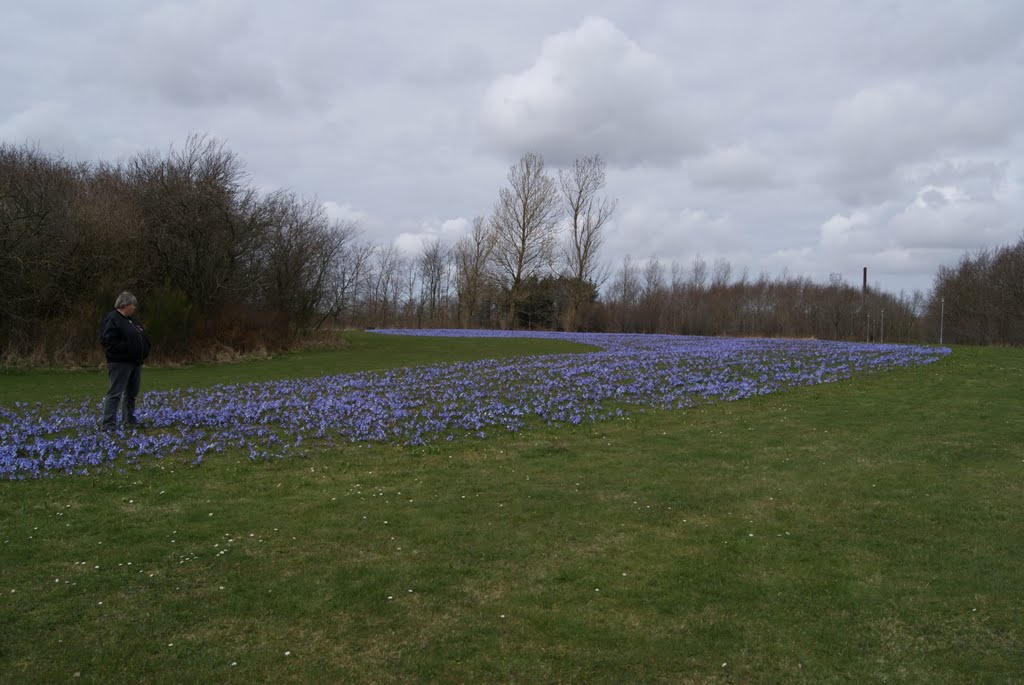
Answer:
[
  {"xmin": 0, "ymin": 330, "xmax": 597, "ymax": 405},
  {"xmin": 1, "ymin": 341, "xmax": 1022, "ymax": 683}
]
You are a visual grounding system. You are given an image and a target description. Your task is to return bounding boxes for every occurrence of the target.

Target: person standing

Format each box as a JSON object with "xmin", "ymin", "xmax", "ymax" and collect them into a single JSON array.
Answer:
[{"xmin": 98, "ymin": 291, "xmax": 151, "ymax": 430}]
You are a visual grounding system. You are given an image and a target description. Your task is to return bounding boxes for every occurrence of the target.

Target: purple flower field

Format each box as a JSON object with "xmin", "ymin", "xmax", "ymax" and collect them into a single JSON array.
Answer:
[{"xmin": 0, "ymin": 331, "xmax": 949, "ymax": 480}]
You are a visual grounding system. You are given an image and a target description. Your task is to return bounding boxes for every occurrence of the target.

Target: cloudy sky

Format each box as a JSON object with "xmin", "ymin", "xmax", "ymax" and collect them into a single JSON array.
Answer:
[{"xmin": 4, "ymin": 0, "xmax": 1023, "ymax": 295}]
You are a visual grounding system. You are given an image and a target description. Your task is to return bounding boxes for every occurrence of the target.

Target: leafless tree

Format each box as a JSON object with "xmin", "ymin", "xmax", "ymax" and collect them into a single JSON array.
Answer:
[
  {"xmin": 666, "ymin": 260, "xmax": 687, "ymax": 331},
  {"xmin": 928, "ymin": 236, "xmax": 1024, "ymax": 344},
  {"xmin": 711, "ymin": 258, "xmax": 733, "ymax": 289},
  {"xmin": 489, "ymin": 153, "xmax": 560, "ymax": 328},
  {"xmin": 639, "ymin": 257, "xmax": 667, "ymax": 332},
  {"xmin": 418, "ymin": 237, "xmax": 451, "ymax": 326},
  {"xmin": 259, "ymin": 191, "xmax": 357, "ymax": 330},
  {"xmin": 128, "ymin": 134, "xmax": 276, "ymax": 340},
  {"xmin": 453, "ymin": 216, "xmax": 495, "ymax": 327},
  {"xmin": 0, "ymin": 145, "xmax": 82, "ymax": 322},
  {"xmin": 559, "ymin": 155, "xmax": 616, "ymax": 330},
  {"xmin": 609, "ymin": 254, "xmax": 642, "ymax": 332},
  {"xmin": 689, "ymin": 255, "xmax": 709, "ymax": 292},
  {"xmin": 328, "ymin": 238, "xmax": 374, "ymax": 327},
  {"xmin": 400, "ymin": 256, "xmax": 419, "ymax": 325},
  {"xmin": 370, "ymin": 244, "xmax": 404, "ymax": 328},
  {"xmin": 0, "ymin": 143, "xmax": 105, "ymax": 359}
]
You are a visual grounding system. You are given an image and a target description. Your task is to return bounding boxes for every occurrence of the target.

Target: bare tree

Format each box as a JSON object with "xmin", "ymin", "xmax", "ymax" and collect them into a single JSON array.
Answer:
[
  {"xmin": 489, "ymin": 153, "xmax": 560, "ymax": 328},
  {"xmin": 559, "ymin": 155, "xmax": 616, "ymax": 330},
  {"xmin": 689, "ymin": 254, "xmax": 709, "ymax": 292},
  {"xmin": 0, "ymin": 144, "xmax": 83, "ymax": 328},
  {"xmin": 610, "ymin": 254, "xmax": 642, "ymax": 332},
  {"xmin": 330, "ymin": 243, "xmax": 362, "ymax": 325},
  {"xmin": 929, "ymin": 236, "xmax": 1024, "ymax": 345},
  {"xmin": 666, "ymin": 260, "xmax": 687, "ymax": 331},
  {"xmin": 400, "ymin": 256, "xmax": 419, "ymax": 326},
  {"xmin": 259, "ymin": 192, "xmax": 356, "ymax": 331},
  {"xmin": 132, "ymin": 135, "xmax": 263, "ymax": 312},
  {"xmin": 0, "ymin": 143, "xmax": 108, "ymax": 359},
  {"xmin": 328, "ymin": 237, "xmax": 373, "ymax": 327},
  {"xmin": 454, "ymin": 216, "xmax": 495, "ymax": 327},
  {"xmin": 711, "ymin": 257, "xmax": 733, "ymax": 289},
  {"xmin": 639, "ymin": 257, "xmax": 667, "ymax": 332},
  {"xmin": 370, "ymin": 244, "xmax": 404, "ymax": 328},
  {"xmin": 417, "ymin": 237, "xmax": 451, "ymax": 326}
]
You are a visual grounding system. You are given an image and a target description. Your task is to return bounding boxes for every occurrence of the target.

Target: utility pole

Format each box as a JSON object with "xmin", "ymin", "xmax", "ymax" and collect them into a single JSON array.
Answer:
[
  {"xmin": 939, "ymin": 297, "xmax": 945, "ymax": 345},
  {"xmin": 862, "ymin": 267, "xmax": 868, "ymax": 342}
]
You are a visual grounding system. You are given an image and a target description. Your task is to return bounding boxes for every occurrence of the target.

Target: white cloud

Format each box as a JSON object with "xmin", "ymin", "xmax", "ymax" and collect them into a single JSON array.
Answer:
[
  {"xmin": 854, "ymin": 1, "xmax": 1024, "ymax": 70},
  {"xmin": 817, "ymin": 184, "xmax": 995, "ymax": 256},
  {"xmin": 607, "ymin": 204, "xmax": 738, "ymax": 264},
  {"xmin": 994, "ymin": 172, "xmax": 1022, "ymax": 204},
  {"xmin": 813, "ymin": 166, "xmax": 1024, "ymax": 291},
  {"xmin": 393, "ymin": 217, "xmax": 472, "ymax": 256},
  {"xmin": 0, "ymin": 101, "xmax": 98, "ymax": 160},
  {"xmin": 819, "ymin": 207, "xmax": 885, "ymax": 251},
  {"xmin": 393, "ymin": 233, "xmax": 430, "ymax": 256},
  {"xmin": 887, "ymin": 184, "xmax": 1014, "ymax": 250},
  {"xmin": 322, "ymin": 201, "xmax": 367, "ymax": 225},
  {"xmin": 689, "ymin": 143, "xmax": 785, "ymax": 191},
  {"xmin": 73, "ymin": 1, "xmax": 293, "ymax": 110},
  {"xmin": 826, "ymin": 81, "xmax": 1023, "ymax": 192},
  {"xmin": 480, "ymin": 16, "xmax": 701, "ymax": 167},
  {"xmin": 439, "ymin": 217, "xmax": 472, "ymax": 236},
  {"xmin": 912, "ymin": 158, "xmax": 1009, "ymax": 189},
  {"xmin": 827, "ymin": 82, "xmax": 948, "ymax": 178}
]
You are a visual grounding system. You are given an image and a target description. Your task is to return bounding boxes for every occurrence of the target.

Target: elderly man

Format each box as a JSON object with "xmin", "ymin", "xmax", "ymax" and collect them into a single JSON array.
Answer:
[{"xmin": 98, "ymin": 291, "xmax": 151, "ymax": 430}]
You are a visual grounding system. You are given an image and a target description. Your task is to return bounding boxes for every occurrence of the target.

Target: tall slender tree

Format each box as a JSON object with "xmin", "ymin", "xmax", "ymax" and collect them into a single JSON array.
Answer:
[
  {"xmin": 453, "ymin": 216, "xmax": 495, "ymax": 327},
  {"xmin": 417, "ymin": 237, "xmax": 451, "ymax": 326},
  {"xmin": 489, "ymin": 153, "xmax": 560, "ymax": 328},
  {"xmin": 559, "ymin": 155, "xmax": 616, "ymax": 330}
]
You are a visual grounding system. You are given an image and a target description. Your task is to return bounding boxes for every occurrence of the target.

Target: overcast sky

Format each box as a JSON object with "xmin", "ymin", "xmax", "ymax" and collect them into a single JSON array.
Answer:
[{"xmin": 4, "ymin": 0, "xmax": 1023, "ymax": 295}]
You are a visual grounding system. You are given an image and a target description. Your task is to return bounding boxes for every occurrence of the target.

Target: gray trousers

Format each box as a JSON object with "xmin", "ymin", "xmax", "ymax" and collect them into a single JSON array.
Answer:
[{"xmin": 100, "ymin": 362, "xmax": 142, "ymax": 428}]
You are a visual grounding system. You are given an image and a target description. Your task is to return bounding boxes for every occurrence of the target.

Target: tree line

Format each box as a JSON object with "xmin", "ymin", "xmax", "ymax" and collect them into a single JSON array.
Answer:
[
  {"xmin": 0, "ymin": 138, "xmax": 616, "ymax": 363},
  {"xmin": 2, "ymin": 136, "xmax": 1020, "ymax": 365},
  {"xmin": 600, "ymin": 256, "xmax": 927, "ymax": 343},
  {"xmin": 926, "ymin": 237, "xmax": 1024, "ymax": 345},
  {"xmin": 1, "ymin": 136, "xmax": 359, "ymax": 363}
]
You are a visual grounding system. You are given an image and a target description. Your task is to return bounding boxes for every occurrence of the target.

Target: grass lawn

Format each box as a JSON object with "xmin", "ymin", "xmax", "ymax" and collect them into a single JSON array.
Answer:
[
  {"xmin": 1, "ymin": 336, "xmax": 1021, "ymax": 683},
  {"xmin": 0, "ymin": 330, "xmax": 598, "ymax": 405}
]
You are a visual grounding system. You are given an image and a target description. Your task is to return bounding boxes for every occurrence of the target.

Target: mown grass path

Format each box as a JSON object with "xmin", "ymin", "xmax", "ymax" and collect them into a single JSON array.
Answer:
[{"xmin": 0, "ymin": 338, "xmax": 1021, "ymax": 683}]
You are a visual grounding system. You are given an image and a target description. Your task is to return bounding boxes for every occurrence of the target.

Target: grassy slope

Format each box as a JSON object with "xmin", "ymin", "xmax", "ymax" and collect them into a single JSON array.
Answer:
[{"xmin": 0, "ymin": 340, "xmax": 1021, "ymax": 683}]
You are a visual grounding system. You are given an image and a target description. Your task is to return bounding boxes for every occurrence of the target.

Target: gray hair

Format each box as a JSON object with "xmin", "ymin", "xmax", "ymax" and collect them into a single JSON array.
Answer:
[{"xmin": 115, "ymin": 291, "xmax": 138, "ymax": 309}]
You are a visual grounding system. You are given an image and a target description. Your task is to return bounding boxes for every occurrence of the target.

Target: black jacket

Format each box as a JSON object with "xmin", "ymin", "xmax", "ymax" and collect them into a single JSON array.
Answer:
[{"xmin": 99, "ymin": 310, "xmax": 151, "ymax": 364}]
